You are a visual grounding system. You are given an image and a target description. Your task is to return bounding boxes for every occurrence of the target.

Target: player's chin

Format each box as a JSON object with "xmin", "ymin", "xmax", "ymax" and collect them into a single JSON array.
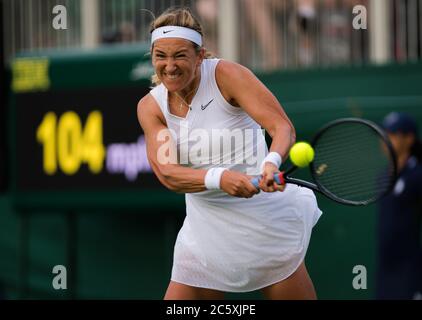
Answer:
[
  {"xmin": 161, "ymin": 75, "xmax": 185, "ymax": 90},
  {"xmin": 163, "ymin": 81, "xmax": 182, "ymax": 92}
]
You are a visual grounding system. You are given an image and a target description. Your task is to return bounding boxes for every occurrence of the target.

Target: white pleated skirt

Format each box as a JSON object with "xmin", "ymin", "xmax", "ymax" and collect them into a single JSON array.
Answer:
[{"xmin": 171, "ymin": 184, "xmax": 322, "ymax": 292}]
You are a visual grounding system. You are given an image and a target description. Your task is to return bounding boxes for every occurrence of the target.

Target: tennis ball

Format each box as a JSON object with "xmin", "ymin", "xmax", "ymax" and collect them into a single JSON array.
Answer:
[{"xmin": 289, "ymin": 142, "xmax": 315, "ymax": 168}]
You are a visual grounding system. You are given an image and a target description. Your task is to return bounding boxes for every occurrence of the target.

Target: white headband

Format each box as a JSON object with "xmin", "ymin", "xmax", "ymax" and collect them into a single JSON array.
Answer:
[{"xmin": 151, "ymin": 26, "xmax": 202, "ymax": 46}]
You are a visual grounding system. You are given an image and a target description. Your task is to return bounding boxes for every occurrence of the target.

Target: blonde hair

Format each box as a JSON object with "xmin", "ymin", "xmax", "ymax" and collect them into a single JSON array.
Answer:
[{"xmin": 149, "ymin": 7, "xmax": 215, "ymax": 86}]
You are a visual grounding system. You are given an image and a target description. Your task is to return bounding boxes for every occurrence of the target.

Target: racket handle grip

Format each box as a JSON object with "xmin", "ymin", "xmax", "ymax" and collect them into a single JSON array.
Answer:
[
  {"xmin": 251, "ymin": 173, "xmax": 283, "ymax": 189},
  {"xmin": 251, "ymin": 176, "xmax": 261, "ymax": 189}
]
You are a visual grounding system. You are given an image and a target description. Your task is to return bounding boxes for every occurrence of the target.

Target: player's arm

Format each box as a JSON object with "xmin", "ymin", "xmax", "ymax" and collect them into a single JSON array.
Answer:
[
  {"xmin": 137, "ymin": 94, "xmax": 207, "ymax": 193},
  {"xmin": 216, "ymin": 60, "xmax": 296, "ymax": 160},
  {"xmin": 137, "ymin": 94, "xmax": 257, "ymax": 197},
  {"xmin": 216, "ymin": 60, "xmax": 296, "ymax": 191}
]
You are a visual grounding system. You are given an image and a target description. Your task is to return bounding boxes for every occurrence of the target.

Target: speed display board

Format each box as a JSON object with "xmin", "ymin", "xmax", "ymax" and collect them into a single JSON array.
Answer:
[
  {"xmin": 9, "ymin": 46, "xmax": 183, "ymax": 210},
  {"xmin": 15, "ymin": 86, "xmax": 162, "ymax": 191}
]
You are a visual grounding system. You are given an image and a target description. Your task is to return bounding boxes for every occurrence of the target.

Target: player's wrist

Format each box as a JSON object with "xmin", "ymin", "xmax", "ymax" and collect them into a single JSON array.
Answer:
[
  {"xmin": 204, "ymin": 167, "xmax": 227, "ymax": 190},
  {"xmin": 260, "ymin": 152, "xmax": 282, "ymax": 174}
]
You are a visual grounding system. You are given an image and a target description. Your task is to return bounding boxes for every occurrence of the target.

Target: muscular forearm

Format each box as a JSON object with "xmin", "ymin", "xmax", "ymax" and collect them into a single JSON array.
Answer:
[
  {"xmin": 267, "ymin": 123, "xmax": 296, "ymax": 161},
  {"xmin": 158, "ymin": 164, "xmax": 208, "ymax": 193}
]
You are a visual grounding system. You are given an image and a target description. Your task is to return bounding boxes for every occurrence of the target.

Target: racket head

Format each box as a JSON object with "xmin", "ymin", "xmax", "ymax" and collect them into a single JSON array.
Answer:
[{"xmin": 309, "ymin": 118, "xmax": 397, "ymax": 206}]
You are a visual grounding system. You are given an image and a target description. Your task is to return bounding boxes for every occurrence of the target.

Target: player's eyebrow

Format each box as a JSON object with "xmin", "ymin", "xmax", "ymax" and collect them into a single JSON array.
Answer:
[{"xmin": 154, "ymin": 49, "xmax": 189, "ymax": 55}]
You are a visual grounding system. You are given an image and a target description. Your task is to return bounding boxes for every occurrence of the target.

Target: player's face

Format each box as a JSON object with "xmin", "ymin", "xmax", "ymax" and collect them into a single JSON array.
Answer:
[{"xmin": 152, "ymin": 38, "xmax": 204, "ymax": 93}]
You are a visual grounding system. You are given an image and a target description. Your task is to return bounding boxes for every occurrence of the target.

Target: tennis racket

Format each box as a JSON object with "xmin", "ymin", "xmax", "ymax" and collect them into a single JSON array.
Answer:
[{"xmin": 251, "ymin": 118, "xmax": 397, "ymax": 206}]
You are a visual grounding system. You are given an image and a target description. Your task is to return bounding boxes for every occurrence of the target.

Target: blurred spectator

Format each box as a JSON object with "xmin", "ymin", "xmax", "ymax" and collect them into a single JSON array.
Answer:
[
  {"xmin": 120, "ymin": 22, "xmax": 136, "ymax": 43},
  {"xmin": 184, "ymin": 0, "xmax": 370, "ymax": 70},
  {"xmin": 318, "ymin": 0, "xmax": 369, "ymax": 65},
  {"xmin": 296, "ymin": 0, "xmax": 317, "ymax": 66},
  {"xmin": 376, "ymin": 112, "xmax": 422, "ymax": 299},
  {"xmin": 101, "ymin": 22, "xmax": 136, "ymax": 44},
  {"xmin": 195, "ymin": 0, "xmax": 219, "ymax": 55},
  {"xmin": 319, "ymin": 0, "xmax": 351, "ymax": 65},
  {"xmin": 101, "ymin": 29, "xmax": 121, "ymax": 44},
  {"xmin": 243, "ymin": 0, "xmax": 285, "ymax": 70}
]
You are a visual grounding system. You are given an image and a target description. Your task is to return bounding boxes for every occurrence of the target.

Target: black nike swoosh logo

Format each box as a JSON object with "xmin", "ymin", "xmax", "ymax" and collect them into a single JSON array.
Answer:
[
  {"xmin": 201, "ymin": 99, "xmax": 214, "ymax": 110},
  {"xmin": 163, "ymin": 30, "xmax": 173, "ymax": 34}
]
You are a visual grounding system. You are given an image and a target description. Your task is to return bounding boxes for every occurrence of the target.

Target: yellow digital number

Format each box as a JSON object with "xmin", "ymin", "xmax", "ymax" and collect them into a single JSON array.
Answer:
[
  {"xmin": 82, "ymin": 111, "xmax": 105, "ymax": 174},
  {"xmin": 58, "ymin": 111, "xmax": 82, "ymax": 175},
  {"xmin": 36, "ymin": 112, "xmax": 57, "ymax": 175},
  {"xmin": 36, "ymin": 111, "xmax": 105, "ymax": 175}
]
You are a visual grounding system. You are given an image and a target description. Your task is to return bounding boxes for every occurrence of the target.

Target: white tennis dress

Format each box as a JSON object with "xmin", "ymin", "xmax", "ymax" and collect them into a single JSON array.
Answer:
[{"xmin": 150, "ymin": 58, "xmax": 322, "ymax": 292}]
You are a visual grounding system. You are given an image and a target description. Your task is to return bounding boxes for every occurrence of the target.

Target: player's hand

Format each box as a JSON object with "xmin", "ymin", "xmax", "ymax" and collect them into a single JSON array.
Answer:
[
  {"xmin": 259, "ymin": 162, "xmax": 286, "ymax": 192},
  {"xmin": 220, "ymin": 170, "xmax": 260, "ymax": 198}
]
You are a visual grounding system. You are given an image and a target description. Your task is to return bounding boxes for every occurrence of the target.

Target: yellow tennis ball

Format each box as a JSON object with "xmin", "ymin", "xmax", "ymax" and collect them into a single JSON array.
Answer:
[{"xmin": 289, "ymin": 142, "xmax": 315, "ymax": 167}]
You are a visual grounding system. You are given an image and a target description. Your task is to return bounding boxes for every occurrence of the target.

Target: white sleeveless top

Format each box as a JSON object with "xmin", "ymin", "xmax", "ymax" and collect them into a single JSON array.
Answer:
[
  {"xmin": 150, "ymin": 59, "xmax": 322, "ymax": 292},
  {"xmin": 150, "ymin": 58, "xmax": 267, "ymax": 176}
]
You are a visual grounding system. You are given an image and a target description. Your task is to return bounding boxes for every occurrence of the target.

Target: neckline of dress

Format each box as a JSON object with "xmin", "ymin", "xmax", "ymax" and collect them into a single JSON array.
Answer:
[{"xmin": 166, "ymin": 71, "xmax": 203, "ymax": 120}]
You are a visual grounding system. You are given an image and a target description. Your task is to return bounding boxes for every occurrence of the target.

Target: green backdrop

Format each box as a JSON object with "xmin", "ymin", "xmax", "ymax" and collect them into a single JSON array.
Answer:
[{"xmin": 1, "ymin": 44, "xmax": 421, "ymax": 299}]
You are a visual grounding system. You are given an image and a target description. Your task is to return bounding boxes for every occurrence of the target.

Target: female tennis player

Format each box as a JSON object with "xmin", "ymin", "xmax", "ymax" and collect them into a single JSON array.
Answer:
[{"xmin": 137, "ymin": 7, "xmax": 322, "ymax": 299}]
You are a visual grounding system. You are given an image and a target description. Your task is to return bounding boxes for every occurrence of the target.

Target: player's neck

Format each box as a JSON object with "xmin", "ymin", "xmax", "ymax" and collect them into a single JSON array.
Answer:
[{"xmin": 177, "ymin": 74, "xmax": 201, "ymax": 101}]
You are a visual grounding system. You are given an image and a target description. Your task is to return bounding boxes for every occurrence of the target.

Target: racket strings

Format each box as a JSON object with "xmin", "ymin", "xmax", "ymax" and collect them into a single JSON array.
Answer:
[{"xmin": 312, "ymin": 122, "xmax": 395, "ymax": 203}]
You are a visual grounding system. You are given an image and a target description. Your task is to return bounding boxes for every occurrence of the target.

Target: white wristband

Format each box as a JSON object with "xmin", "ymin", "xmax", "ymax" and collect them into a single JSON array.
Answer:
[
  {"xmin": 204, "ymin": 168, "xmax": 227, "ymax": 190},
  {"xmin": 260, "ymin": 152, "xmax": 282, "ymax": 173}
]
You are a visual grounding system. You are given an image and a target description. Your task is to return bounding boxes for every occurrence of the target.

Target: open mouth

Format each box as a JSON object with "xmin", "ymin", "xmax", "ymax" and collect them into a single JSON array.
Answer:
[{"xmin": 164, "ymin": 73, "xmax": 181, "ymax": 80}]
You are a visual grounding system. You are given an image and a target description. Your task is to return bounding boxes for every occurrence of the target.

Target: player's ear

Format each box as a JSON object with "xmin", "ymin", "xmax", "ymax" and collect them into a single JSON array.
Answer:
[{"xmin": 196, "ymin": 47, "xmax": 206, "ymax": 66}]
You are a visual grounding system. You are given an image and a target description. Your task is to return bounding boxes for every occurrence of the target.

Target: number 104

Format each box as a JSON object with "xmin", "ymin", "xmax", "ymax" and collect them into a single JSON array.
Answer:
[{"xmin": 36, "ymin": 111, "xmax": 105, "ymax": 175}]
